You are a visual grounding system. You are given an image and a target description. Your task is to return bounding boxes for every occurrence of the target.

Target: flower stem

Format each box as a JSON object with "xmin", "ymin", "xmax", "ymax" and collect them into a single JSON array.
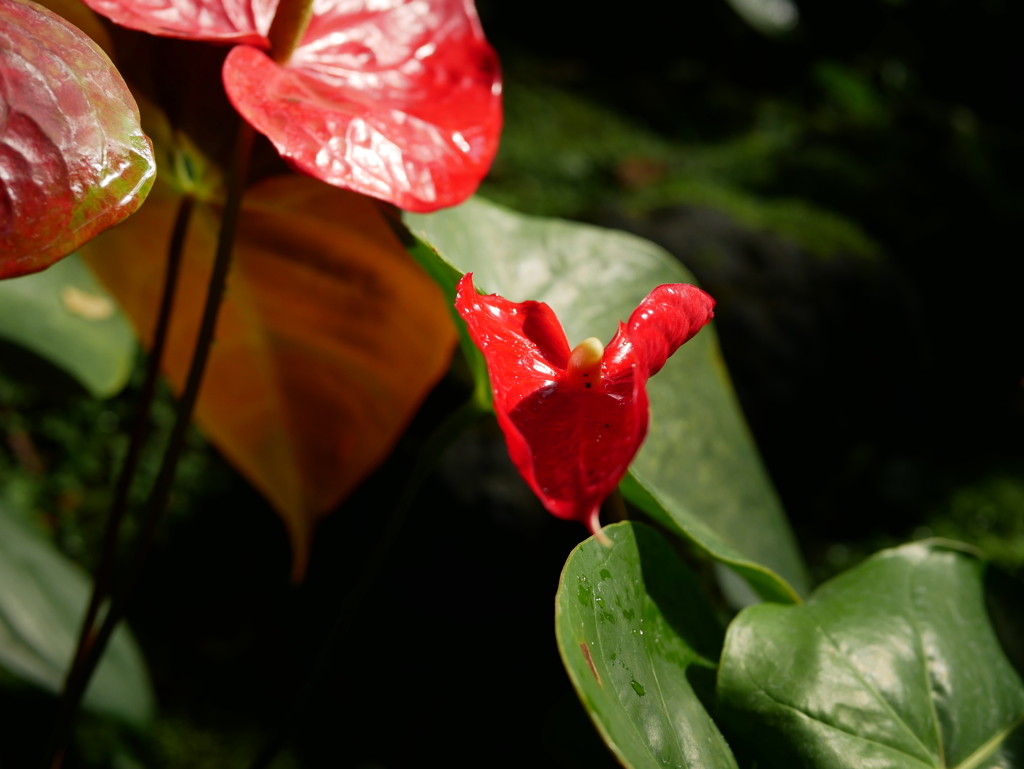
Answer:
[
  {"xmin": 603, "ymin": 487, "xmax": 627, "ymax": 524},
  {"xmin": 588, "ymin": 507, "xmax": 613, "ymax": 548},
  {"xmin": 267, "ymin": 0, "xmax": 315, "ymax": 63},
  {"xmin": 67, "ymin": 194, "xmax": 193, "ymax": 678},
  {"xmin": 590, "ymin": 488, "xmax": 627, "ymax": 549},
  {"xmin": 39, "ymin": 117, "xmax": 255, "ymax": 769},
  {"xmin": 247, "ymin": 397, "xmax": 486, "ymax": 769}
]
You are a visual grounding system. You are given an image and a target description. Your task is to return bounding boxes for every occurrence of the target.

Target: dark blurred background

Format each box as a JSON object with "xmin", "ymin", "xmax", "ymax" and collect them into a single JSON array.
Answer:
[
  {"xmin": 1, "ymin": 0, "xmax": 1022, "ymax": 766},
  {"xmin": 476, "ymin": 0, "xmax": 1024, "ymax": 568}
]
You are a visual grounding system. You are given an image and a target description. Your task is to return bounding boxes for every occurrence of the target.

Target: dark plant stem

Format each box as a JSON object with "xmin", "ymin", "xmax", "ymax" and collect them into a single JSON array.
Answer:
[
  {"xmin": 248, "ymin": 397, "xmax": 486, "ymax": 769},
  {"xmin": 267, "ymin": 0, "xmax": 315, "ymax": 63},
  {"xmin": 40, "ymin": 118, "xmax": 255, "ymax": 769},
  {"xmin": 68, "ymin": 194, "xmax": 194, "ymax": 677},
  {"xmin": 603, "ymin": 487, "xmax": 628, "ymax": 525}
]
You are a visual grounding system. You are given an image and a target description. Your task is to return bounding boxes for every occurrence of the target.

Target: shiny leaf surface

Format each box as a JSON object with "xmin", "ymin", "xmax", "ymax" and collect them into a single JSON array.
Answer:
[
  {"xmin": 556, "ymin": 521, "xmax": 738, "ymax": 769},
  {"xmin": 725, "ymin": 0, "xmax": 799, "ymax": 36},
  {"xmin": 82, "ymin": 175, "xmax": 456, "ymax": 579},
  {"xmin": 718, "ymin": 542, "xmax": 1024, "ymax": 769},
  {"xmin": 619, "ymin": 473, "xmax": 798, "ymax": 605},
  {"xmin": 0, "ymin": 0, "xmax": 155, "ymax": 278},
  {"xmin": 223, "ymin": 0, "xmax": 502, "ymax": 211},
  {"xmin": 0, "ymin": 504, "xmax": 154, "ymax": 727},
  {"xmin": 405, "ymin": 197, "xmax": 809, "ymax": 600},
  {"xmin": 0, "ymin": 254, "xmax": 135, "ymax": 397}
]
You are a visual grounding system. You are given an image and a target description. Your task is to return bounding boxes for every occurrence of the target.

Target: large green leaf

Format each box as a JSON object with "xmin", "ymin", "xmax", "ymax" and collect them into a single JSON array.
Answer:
[
  {"xmin": 555, "ymin": 521, "xmax": 738, "ymax": 769},
  {"xmin": 405, "ymin": 197, "xmax": 809, "ymax": 601},
  {"xmin": 399, "ymin": 226, "xmax": 491, "ymax": 408},
  {"xmin": 0, "ymin": 254, "xmax": 136, "ymax": 398},
  {"xmin": 618, "ymin": 473, "xmax": 800, "ymax": 605},
  {"xmin": 0, "ymin": 505, "xmax": 155, "ymax": 728},
  {"xmin": 717, "ymin": 541, "xmax": 1024, "ymax": 769}
]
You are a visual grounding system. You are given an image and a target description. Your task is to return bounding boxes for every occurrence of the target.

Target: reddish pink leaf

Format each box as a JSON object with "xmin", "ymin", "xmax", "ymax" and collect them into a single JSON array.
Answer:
[
  {"xmin": 223, "ymin": 0, "xmax": 502, "ymax": 211},
  {"xmin": 81, "ymin": 0, "xmax": 275, "ymax": 45},
  {"xmin": 455, "ymin": 275, "xmax": 715, "ymax": 533},
  {"xmin": 0, "ymin": 0, "xmax": 155, "ymax": 279}
]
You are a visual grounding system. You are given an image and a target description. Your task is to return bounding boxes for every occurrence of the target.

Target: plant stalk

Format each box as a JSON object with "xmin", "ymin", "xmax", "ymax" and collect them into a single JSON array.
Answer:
[
  {"xmin": 267, "ymin": 0, "xmax": 316, "ymax": 63},
  {"xmin": 68, "ymin": 193, "xmax": 194, "ymax": 676},
  {"xmin": 40, "ymin": 118, "xmax": 255, "ymax": 769},
  {"xmin": 248, "ymin": 397, "xmax": 486, "ymax": 769},
  {"xmin": 603, "ymin": 487, "xmax": 628, "ymax": 524}
]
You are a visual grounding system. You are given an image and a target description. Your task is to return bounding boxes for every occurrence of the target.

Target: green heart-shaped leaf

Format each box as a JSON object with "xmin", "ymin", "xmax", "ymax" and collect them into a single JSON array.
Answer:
[
  {"xmin": 0, "ymin": 504, "xmax": 154, "ymax": 728},
  {"xmin": 0, "ymin": 253, "xmax": 135, "ymax": 398},
  {"xmin": 405, "ymin": 197, "xmax": 809, "ymax": 602},
  {"xmin": 717, "ymin": 541, "xmax": 1024, "ymax": 769},
  {"xmin": 556, "ymin": 521, "xmax": 738, "ymax": 769},
  {"xmin": 398, "ymin": 225, "xmax": 491, "ymax": 409}
]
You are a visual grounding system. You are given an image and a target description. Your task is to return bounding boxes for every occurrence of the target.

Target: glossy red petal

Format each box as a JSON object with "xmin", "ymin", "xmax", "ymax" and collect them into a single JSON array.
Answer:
[
  {"xmin": 223, "ymin": 0, "xmax": 501, "ymax": 211},
  {"xmin": 454, "ymin": 274, "xmax": 569, "ymax": 405},
  {"xmin": 506, "ymin": 374, "xmax": 648, "ymax": 523},
  {"xmin": 605, "ymin": 283, "xmax": 716, "ymax": 382},
  {"xmin": 0, "ymin": 0, "xmax": 155, "ymax": 278},
  {"xmin": 81, "ymin": 0, "xmax": 274, "ymax": 45},
  {"xmin": 455, "ymin": 274, "xmax": 648, "ymax": 524}
]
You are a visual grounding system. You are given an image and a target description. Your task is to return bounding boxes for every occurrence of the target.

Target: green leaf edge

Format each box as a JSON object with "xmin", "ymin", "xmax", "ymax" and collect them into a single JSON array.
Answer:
[
  {"xmin": 0, "ymin": 254, "xmax": 136, "ymax": 398},
  {"xmin": 717, "ymin": 539, "xmax": 1024, "ymax": 769},
  {"xmin": 0, "ymin": 506, "xmax": 155, "ymax": 728},
  {"xmin": 554, "ymin": 522, "xmax": 639, "ymax": 769},
  {"xmin": 396, "ymin": 226, "xmax": 492, "ymax": 410},
  {"xmin": 619, "ymin": 471, "xmax": 801, "ymax": 605},
  {"xmin": 555, "ymin": 520, "xmax": 740, "ymax": 769}
]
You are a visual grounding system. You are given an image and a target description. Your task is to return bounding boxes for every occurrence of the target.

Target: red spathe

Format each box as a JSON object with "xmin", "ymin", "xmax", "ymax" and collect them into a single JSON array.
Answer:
[
  {"xmin": 455, "ymin": 273, "xmax": 715, "ymax": 533},
  {"xmin": 222, "ymin": 1, "xmax": 501, "ymax": 212},
  {"xmin": 80, "ymin": 0, "xmax": 502, "ymax": 211}
]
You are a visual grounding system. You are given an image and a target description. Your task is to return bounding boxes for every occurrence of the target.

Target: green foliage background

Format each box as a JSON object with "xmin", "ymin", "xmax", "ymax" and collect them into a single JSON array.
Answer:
[{"xmin": 0, "ymin": 0, "xmax": 1022, "ymax": 766}]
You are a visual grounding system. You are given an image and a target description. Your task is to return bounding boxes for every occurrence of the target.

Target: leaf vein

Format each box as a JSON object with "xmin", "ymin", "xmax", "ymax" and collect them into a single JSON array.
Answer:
[
  {"xmin": 908, "ymin": 556, "xmax": 946, "ymax": 765},
  {"xmin": 814, "ymin": 623, "xmax": 938, "ymax": 763},
  {"xmin": 741, "ymin": 661, "xmax": 938, "ymax": 769},
  {"xmin": 593, "ymin": 540, "xmax": 685, "ymax": 768},
  {"xmin": 951, "ymin": 712, "xmax": 1024, "ymax": 769},
  {"xmin": 591, "ymin": 547, "xmax": 664, "ymax": 767}
]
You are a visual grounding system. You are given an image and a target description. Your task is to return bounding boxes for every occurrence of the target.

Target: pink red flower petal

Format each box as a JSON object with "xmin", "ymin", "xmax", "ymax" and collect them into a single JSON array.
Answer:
[
  {"xmin": 0, "ymin": 0, "xmax": 155, "ymax": 278},
  {"xmin": 222, "ymin": 0, "xmax": 501, "ymax": 211},
  {"xmin": 455, "ymin": 274, "xmax": 715, "ymax": 530},
  {"xmin": 605, "ymin": 283, "xmax": 717, "ymax": 381},
  {"xmin": 80, "ymin": 0, "xmax": 275, "ymax": 46}
]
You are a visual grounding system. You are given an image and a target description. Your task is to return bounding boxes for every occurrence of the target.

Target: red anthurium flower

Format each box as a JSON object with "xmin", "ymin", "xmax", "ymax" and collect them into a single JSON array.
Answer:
[
  {"xmin": 81, "ymin": 0, "xmax": 502, "ymax": 211},
  {"xmin": 455, "ymin": 274, "xmax": 715, "ymax": 537},
  {"xmin": 222, "ymin": 2, "xmax": 501, "ymax": 212},
  {"xmin": 0, "ymin": 0, "xmax": 155, "ymax": 277}
]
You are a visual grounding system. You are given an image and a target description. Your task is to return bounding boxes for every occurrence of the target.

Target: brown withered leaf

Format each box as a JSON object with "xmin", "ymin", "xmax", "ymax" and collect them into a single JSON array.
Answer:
[{"xmin": 81, "ymin": 175, "xmax": 456, "ymax": 579}]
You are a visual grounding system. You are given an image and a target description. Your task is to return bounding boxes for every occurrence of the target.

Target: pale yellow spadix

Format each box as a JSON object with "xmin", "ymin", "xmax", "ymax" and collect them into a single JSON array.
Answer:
[{"xmin": 566, "ymin": 337, "xmax": 604, "ymax": 389}]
